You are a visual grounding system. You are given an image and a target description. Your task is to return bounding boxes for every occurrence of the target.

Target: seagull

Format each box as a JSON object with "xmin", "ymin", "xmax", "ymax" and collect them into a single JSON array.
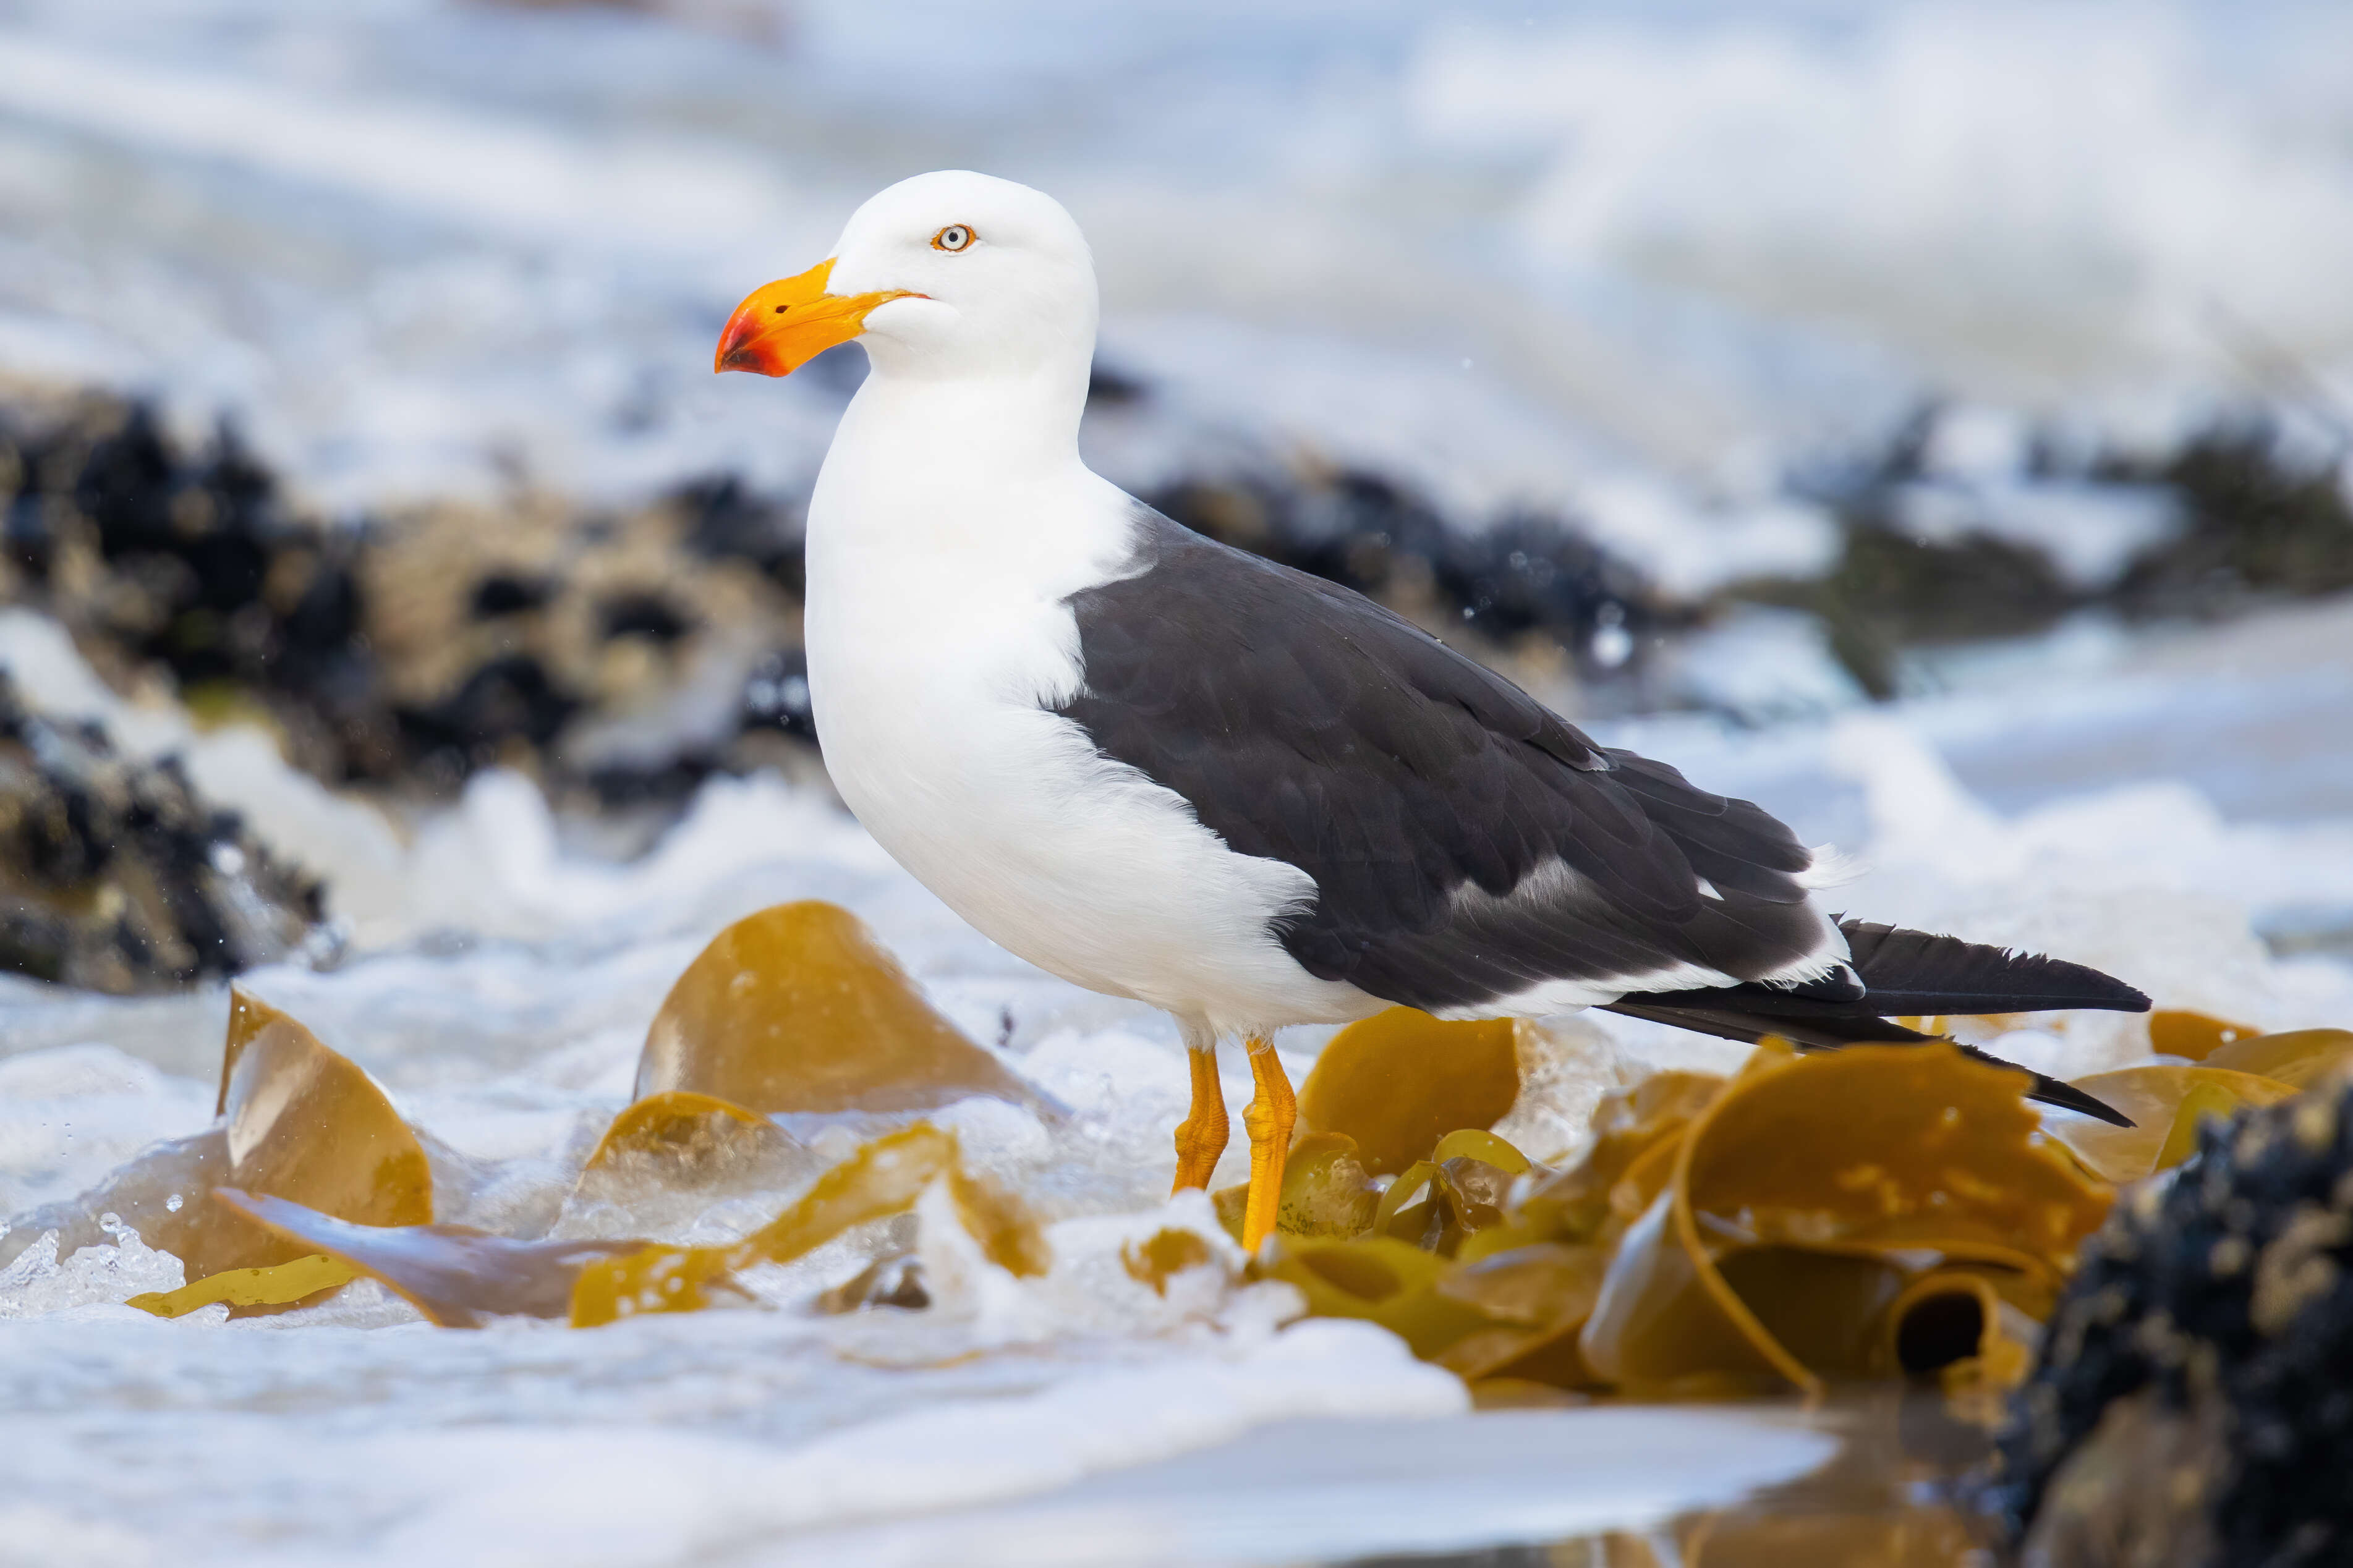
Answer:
[{"xmin": 715, "ymin": 171, "xmax": 2144, "ymax": 1253}]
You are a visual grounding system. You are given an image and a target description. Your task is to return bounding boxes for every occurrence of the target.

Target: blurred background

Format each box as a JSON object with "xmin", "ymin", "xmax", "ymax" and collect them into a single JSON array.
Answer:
[
  {"xmin": 4, "ymin": 6, "xmax": 2353, "ymax": 1555},
  {"xmin": 1, "ymin": 0, "xmax": 2350, "ymax": 991}
]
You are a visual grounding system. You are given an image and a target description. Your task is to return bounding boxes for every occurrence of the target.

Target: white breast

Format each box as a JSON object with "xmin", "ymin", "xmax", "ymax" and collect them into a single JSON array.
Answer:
[{"xmin": 801, "ymin": 384, "xmax": 1375, "ymax": 1035}]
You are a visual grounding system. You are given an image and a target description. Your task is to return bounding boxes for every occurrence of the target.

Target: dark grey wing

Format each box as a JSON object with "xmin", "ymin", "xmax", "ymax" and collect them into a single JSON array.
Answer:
[{"xmin": 1056, "ymin": 509, "xmax": 1844, "ymax": 1014}]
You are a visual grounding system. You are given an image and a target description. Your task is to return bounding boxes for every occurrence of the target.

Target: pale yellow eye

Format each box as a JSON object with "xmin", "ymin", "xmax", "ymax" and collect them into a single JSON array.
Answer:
[{"xmin": 931, "ymin": 224, "xmax": 974, "ymax": 252}]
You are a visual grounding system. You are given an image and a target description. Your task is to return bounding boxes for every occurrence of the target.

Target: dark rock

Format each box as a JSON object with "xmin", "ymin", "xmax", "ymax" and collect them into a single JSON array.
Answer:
[
  {"xmin": 674, "ymin": 473, "xmax": 804, "ymax": 593},
  {"xmin": 0, "ymin": 394, "xmax": 394, "ymax": 782},
  {"xmin": 1084, "ymin": 359, "xmax": 1148, "ymax": 406},
  {"xmin": 0, "ymin": 670, "xmax": 330, "ymax": 993},
  {"xmin": 1987, "ymin": 1074, "xmax": 2353, "ymax": 1565},
  {"xmin": 598, "ymin": 590, "xmax": 692, "ymax": 645},
  {"xmin": 1750, "ymin": 524, "xmax": 2076, "ymax": 700},
  {"xmin": 9, "ymin": 383, "xmax": 2346, "ymax": 828},
  {"xmin": 394, "ymin": 652, "xmax": 580, "ymax": 771},
  {"xmin": 2109, "ymin": 422, "xmax": 2353, "ymax": 618},
  {"xmin": 1747, "ymin": 405, "xmax": 2353, "ymax": 698},
  {"xmin": 470, "ymin": 572, "xmax": 555, "ymax": 619},
  {"xmin": 361, "ymin": 489, "xmax": 801, "ymax": 792}
]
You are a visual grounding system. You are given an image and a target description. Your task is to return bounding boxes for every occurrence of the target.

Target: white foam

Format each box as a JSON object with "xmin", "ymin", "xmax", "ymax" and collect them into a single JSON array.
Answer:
[{"xmin": 0, "ymin": 1216, "xmax": 184, "ymax": 1320}]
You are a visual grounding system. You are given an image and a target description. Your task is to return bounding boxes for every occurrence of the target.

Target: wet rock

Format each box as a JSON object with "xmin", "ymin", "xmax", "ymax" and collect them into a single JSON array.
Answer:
[
  {"xmin": 362, "ymin": 487, "xmax": 802, "ymax": 792},
  {"xmin": 0, "ymin": 392, "xmax": 814, "ymax": 805},
  {"xmin": 0, "ymin": 670, "xmax": 328, "ymax": 991},
  {"xmin": 11, "ymin": 383, "xmax": 2347, "ymax": 823},
  {"xmin": 2110, "ymin": 422, "xmax": 2353, "ymax": 619},
  {"xmin": 1748, "ymin": 405, "xmax": 2353, "ymax": 698},
  {"xmin": 1989, "ymin": 1072, "xmax": 2353, "ymax": 1565},
  {"xmin": 0, "ymin": 394, "xmax": 394, "ymax": 781}
]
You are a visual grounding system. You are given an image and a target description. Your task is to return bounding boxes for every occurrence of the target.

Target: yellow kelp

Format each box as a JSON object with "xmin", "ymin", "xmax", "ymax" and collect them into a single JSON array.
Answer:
[
  {"xmin": 632, "ymin": 900, "xmax": 1053, "ymax": 1117},
  {"xmin": 147, "ymin": 991, "xmax": 433, "ymax": 1311},
  {"xmin": 1295, "ymin": 1009, "xmax": 1522, "ymax": 1175},
  {"xmin": 2199, "ymin": 1027, "xmax": 2353, "ymax": 1089},
  {"xmin": 1266, "ymin": 1040, "xmax": 2125, "ymax": 1406},
  {"xmin": 566, "ymin": 1088, "xmax": 809, "ymax": 1229},
  {"xmin": 213, "ymin": 1190, "xmax": 644, "ymax": 1327},
  {"xmin": 2147, "ymin": 1009, "xmax": 2262, "ymax": 1061},
  {"xmin": 2050, "ymin": 1064, "xmax": 2301, "ymax": 1183},
  {"xmin": 127, "ymin": 1255, "xmax": 355, "ymax": 1319},
  {"xmin": 202, "ymin": 1123, "xmax": 1050, "ymax": 1329}
]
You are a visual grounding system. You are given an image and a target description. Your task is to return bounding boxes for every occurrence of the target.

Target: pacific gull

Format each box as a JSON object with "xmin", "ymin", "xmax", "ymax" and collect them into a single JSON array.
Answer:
[{"xmin": 715, "ymin": 171, "xmax": 2142, "ymax": 1252}]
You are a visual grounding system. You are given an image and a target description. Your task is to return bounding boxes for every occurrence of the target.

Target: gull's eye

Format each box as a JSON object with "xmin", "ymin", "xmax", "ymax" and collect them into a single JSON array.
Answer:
[{"xmin": 931, "ymin": 224, "xmax": 974, "ymax": 252}]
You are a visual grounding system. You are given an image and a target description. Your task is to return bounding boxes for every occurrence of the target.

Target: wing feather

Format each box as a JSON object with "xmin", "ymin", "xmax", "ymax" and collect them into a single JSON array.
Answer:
[{"xmin": 1057, "ymin": 509, "xmax": 1840, "ymax": 1013}]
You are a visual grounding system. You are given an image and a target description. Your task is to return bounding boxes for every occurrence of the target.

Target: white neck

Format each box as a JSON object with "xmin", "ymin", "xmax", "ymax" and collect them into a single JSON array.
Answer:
[
  {"xmin": 839, "ymin": 358, "xmax": 1087, "ymax": 481},
  {"xmin": 805, "ymin": 353, "xmax": 1128, "ymax": 601}
]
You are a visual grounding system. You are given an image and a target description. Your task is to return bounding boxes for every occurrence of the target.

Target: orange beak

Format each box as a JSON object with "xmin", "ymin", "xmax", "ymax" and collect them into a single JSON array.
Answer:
[{"xmin": 713, "ymin": 260, "xmax": 913, "ymax": 377}]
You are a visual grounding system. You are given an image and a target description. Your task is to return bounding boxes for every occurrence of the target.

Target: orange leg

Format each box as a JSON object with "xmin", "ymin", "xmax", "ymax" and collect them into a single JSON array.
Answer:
[
  {"xmin": 1240, "ymin": 1035, "xmax": 1296, "ymax": 1255},
  {"xmin": 1170, "ymin": 1044, "xmax": 1230, "ymax": 1194}
]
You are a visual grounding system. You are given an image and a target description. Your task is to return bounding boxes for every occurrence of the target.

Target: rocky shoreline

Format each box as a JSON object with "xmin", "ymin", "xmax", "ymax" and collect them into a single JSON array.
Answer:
[
  {"xmin": 2, "ymin": 381, "xmax": 2351, "ymax": 994},
  {"xmin": 1991, "ymin": 1071, "xmax": 2353, "ymax": 1566}
]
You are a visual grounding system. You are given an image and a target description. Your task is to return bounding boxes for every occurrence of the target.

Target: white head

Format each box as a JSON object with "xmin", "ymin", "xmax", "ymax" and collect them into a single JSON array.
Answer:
[{"xmin": 715, "ymin": 171, "xmax": 1097, "ymax": 388}]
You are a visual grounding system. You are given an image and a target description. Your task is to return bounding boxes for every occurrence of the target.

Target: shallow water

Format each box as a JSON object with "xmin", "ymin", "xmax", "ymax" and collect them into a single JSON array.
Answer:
[
  {"xmin": 2, "ymin": 593, "xmax": 2347, "ymax": 1561},
  {"xmin": 4, "ymin": 7, "xmax": 2353, "ymax": 1551}
]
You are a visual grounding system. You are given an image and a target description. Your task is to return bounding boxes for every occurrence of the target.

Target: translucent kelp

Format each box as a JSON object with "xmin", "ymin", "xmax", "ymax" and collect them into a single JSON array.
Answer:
[
  {"xmin": 203, "ymin": 1122, "xmax": 1050, "ymax": 1329},
  {"xmin": 2199, "ymin": 1027, "xmax": 2353, "ymax": 1088},
  {"xmin": 137, "ymin": 991, "xmax": 433, "ymax": 1311},
  {"xmin": 102, "ymin": 903, "xmax": 2349, "ymax": 1458},
  {"xmin": 1584, "ymin": 1045, "xmax": 2109, "ymax": 1398},
  {"xmin": 1211, "ymin": 1130, "xmax": 1381, "ymax": 1242},
  {"xmin": 2049, "ymin": 1064, "xmax": 2300, "ymax": 1183},
  {"xmin": 117, "ymin": 909, "xmax": 1074, "ymax": 1331},
  {"xmin": 215, "ymin": 1192, "xmax": 644, "ymax": 1327},
  {"xmin": 563, "ymin": 1088, "xmax": 812, "ymax": 1240},
  {"xmin": 633, "ymin": 901, "xmax": 1053, "ymax": 1117},
  {"xmin": 1295, "ymin": 1009, "xmax": 1522, "ymax": 1175},
  {"xmin": 1265, "ymin": 1041, "xmax": 2128, "ymax": 1407}
]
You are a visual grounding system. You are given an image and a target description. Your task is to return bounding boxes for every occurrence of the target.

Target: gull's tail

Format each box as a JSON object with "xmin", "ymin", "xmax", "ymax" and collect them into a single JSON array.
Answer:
[{"xmin": 1604, "ymin": 919, "xmax": 2148, "ymax": 1127}]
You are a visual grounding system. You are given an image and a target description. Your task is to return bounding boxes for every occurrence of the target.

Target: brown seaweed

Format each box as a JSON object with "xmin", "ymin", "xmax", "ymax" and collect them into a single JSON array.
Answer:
[
  {"xmin": 2197, "ymin": 1027, "xmax": 2353, "ymax": 1088},
  {"xmin": 1294, "ymin": 1009, "xmax": 1521, "ymax": 1175},
  {"xmin": 2051, "ymin": 1062, "xmax": 2300, "ymax": 1182},
  {"xmin": 126, "ymin": 1254, "xmax": 355, "ymax": 1319},
  {"xmin": 2147, "ymin": 1009, "xmax": 2262, "ymax": 1061},
  {"xmin": 172, "ymin": 1122, "xmax": 1048, "ymax": 1330},
  {"xmin": 634, "ymin": 901, "xmax": 1053, "ymax": 1117},
  {"xmin": 215, "ymin": 1190, "xmax": 643, "ymax": 1327},
  {"xmin": 150, "ymin": 991, "xmax": 433, "ymax": 1307}
]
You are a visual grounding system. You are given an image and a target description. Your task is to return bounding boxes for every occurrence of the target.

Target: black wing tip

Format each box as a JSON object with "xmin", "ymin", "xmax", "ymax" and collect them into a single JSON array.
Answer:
[
  {"xmin": 2027, "ymin": 1075, "xmax": 2136, "ymax": 1129},
  {"xmin": 1954, "ymin": 1045, "xmax": 2135, "ymax": 1127},
  {"xmin": 1836, "ymin": 918, "xmax": 2153, "ymax": 1016},
  {"xmin": 1606, "ymin": 1002, "xmax": 2138, "ymax": 1128}
]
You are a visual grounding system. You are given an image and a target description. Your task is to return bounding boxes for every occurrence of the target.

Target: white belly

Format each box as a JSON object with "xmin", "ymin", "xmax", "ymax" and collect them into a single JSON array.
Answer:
[{"xmin": 804, "ymin": 551, "xmax": 1374, "ymax": 1035}]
